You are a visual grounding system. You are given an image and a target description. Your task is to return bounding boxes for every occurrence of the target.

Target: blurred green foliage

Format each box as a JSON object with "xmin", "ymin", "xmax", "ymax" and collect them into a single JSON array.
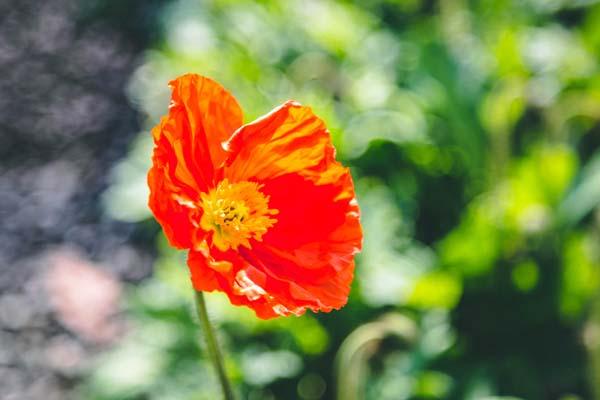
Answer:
[{"xmin": 93, "ymin": 0, "xmax": 600, "ymax": 399}]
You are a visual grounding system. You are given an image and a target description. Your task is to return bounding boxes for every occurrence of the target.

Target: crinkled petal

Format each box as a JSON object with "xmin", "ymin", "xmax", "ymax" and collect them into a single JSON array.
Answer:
[
  {"xmin": 148, "ymin": 74, "xmax": 243, "ymax": 248},
  {"xmin": 223, "ymin": 101, "xmax": 332, "ymax": 182},
  {"xmin": 170, "ymin": 74, "xmax": 243, "ymax": 182},
  {"xmin": 187, "ymin": 206, "xmax": 359, "ymax": 320},
  {"xmin": 188, "ymin": 246, "xmax": 306, "ymax": 319},
  {"xmin": 243, "ymin": 170, "xmax": 361, "ymax": 312}
]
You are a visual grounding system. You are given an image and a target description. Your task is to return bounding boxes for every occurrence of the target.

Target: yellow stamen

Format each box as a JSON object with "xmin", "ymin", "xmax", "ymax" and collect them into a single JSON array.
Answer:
[{"xmin": 199, "ymin": 179, "xmax": 278, "ymax": 251}]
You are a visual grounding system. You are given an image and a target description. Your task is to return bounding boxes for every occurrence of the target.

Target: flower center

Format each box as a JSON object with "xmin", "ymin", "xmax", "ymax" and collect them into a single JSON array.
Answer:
[{"xmin": 199, "ymin": 179, "xmax": 278, "ymax": 251}]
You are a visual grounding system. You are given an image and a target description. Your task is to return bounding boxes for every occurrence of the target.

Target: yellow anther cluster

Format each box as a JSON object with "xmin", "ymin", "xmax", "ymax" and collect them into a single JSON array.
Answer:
[{"xmin": 199, "ymin": 179, "xmax": 278, "ymax": 251}]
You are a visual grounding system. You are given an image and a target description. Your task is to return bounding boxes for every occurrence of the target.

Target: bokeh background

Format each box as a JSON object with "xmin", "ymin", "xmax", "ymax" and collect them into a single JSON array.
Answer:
[{"xmin": 2, "ymin": 0, "xmax": 600, "ymax": 399}]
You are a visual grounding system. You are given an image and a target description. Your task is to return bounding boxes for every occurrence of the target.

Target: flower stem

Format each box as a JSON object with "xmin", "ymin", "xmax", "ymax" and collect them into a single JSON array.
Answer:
[{"xmin": 194, "ymin": 290, "xmax": 236, "ymax": 400}]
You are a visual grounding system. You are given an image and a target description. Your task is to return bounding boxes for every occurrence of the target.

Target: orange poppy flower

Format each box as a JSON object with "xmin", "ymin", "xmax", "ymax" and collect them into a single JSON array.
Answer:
[{"xmin": 148, "ymin": 74, "xmax": 362, "ymax": 319}]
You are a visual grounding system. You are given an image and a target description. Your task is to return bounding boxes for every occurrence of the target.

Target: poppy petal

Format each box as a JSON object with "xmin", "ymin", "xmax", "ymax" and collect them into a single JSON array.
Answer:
[
  {"xmin": 188, "ymin": 246, "xmax": 297, "ymax": 319},
  {"xmin": 148, "ymin": 117, "xmax": 198, "ymax": 249},
  {"xmin": 169, "ymin": 73, "xmax": 244, "ymax": 188},
  {"xmin": 188, "ymin": 220, "xmax": 359, "ymax": 319},
  {"xmin": 148, "ymin": 74, "xmax": 243, "ymax": 248},
  {"xmin": 223, "ymin": 101, "xmax": 332, "ymax": 182},
  {"xmin": 243, "ymin": 170, "xmax": 362, "ymax": 313}
]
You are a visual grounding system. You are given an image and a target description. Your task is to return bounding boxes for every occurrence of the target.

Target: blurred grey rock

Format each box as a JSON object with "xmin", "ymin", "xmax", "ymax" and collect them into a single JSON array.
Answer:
[{"xmin": 0, "ymin": 0, "xmax": 155, "ymax": 398}]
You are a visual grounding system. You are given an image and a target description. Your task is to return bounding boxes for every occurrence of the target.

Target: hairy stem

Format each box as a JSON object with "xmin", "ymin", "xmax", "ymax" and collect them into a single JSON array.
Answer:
[{"xmin": 194, "ymin": 290, "xmax": 236, "ymax": 400}]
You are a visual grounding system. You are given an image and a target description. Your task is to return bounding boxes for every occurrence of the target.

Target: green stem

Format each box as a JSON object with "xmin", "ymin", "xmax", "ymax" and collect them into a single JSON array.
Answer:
[{"xmin": 194, "ymin": 290, "xmax": 236, "ymax": 400}]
